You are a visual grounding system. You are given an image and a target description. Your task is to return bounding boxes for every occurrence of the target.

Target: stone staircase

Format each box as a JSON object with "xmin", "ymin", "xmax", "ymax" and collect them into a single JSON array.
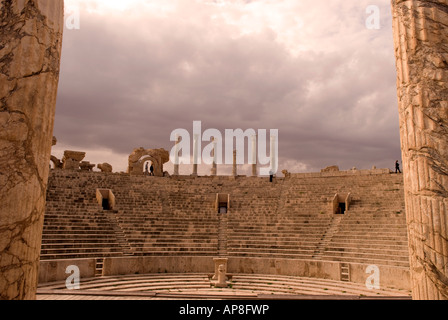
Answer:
[
  {"xmin": 312, "ymin": 215, "xmax": 343, "ymax": 259},
  {"xmin": 217, "ymin": 214, "xmax": 228, "ymax": 256},
  {"xmin": 103, "ymin": 211, "xmax": 134, "ymax": 256}
]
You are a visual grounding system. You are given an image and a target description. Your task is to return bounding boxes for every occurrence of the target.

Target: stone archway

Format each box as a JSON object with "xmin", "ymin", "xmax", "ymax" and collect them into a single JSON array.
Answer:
[
  {"xmin": 50, "ymin": 155, "xmax": 62, "ymax": 169},
  {"xmin": 127, "ymin": 147, "xmax": 170, "ymax": 177}
]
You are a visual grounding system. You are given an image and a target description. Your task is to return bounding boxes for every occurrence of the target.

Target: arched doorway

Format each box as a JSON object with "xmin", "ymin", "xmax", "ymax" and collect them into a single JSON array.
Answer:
[
  {"xmin": 141, "ymin": 157, "xmax": 156, "ymax": 176},
  {"xmin": 128, "ymin": 147, "xmax": 170, "ymax": 177}
]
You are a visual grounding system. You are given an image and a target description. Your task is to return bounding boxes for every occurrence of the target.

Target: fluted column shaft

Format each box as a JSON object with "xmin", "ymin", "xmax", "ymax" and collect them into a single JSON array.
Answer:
[
  {"xmin": 0, "ymin": 0, "xmax": 64, "ymax": 300},
  {"xmin": 391, "ymin": 0, "xmax": 448, "ymax": 300}
]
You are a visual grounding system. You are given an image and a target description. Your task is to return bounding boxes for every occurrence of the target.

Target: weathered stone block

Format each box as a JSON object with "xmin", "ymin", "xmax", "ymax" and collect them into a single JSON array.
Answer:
[{"xmin": 98, "ymin": 163, "xmax": 113, "ymax": 173}]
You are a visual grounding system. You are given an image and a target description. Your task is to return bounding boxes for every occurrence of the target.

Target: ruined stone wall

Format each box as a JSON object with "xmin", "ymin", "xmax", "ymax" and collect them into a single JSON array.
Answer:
[
  {"xmin": 0, "ymin": 0, "xmax": 64, "ymax": 300},
  {"xmin": 391, "ymin": 0, "xmax": 448, "ymax": 300}
]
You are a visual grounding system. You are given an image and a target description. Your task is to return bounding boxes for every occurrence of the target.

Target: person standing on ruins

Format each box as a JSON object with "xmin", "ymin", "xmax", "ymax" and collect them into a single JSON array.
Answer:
[
  {"xmin": 395, "ymin": 160, "xmax": 401, "ymax": 174},
  {"xmin": 150, "ymin": 163, "xmax": 154, "ymax": 176}
]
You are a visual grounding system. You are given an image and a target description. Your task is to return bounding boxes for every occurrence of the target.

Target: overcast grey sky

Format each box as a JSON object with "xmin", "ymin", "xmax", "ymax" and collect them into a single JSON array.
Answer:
[{"xmin": 52, "ymin": 0, "xmax": 402, "ymax": 174}]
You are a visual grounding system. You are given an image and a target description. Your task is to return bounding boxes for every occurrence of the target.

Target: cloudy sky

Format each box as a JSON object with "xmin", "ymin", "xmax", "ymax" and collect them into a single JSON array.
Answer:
[{"xmin": 52, "ymin": 0, "xmax": 402, "ymax": 175}]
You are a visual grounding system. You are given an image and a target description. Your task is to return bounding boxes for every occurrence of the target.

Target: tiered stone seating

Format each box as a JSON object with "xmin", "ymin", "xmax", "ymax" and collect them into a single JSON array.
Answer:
[
  {"xmin": 37, "ymin": 273, "xmax": 411, "ymax": 297},
  {"xmin": 42, "ymin": 172, "xmax": 222, "ymax": 259},
  {"xmin": 226, "ymin": 176, "xmax": 340, "ymax": 259},
  {"xmin": 230, "ymin": 274, "xmax": 410, "ymax": 297},
  {"xmin": 42, "ymin": 169, "xmax": 409, "ymax": 271},
  {"xmin": 225, "ymin": 173, "xmax": 409, "ymax": 268},
  {"xmin": 111, "ymin": 177, "xmax": 219, "ymax": 256},
  {"xmin": 318, "ymin": 175, "xmax": 409, "ymax": 267},
  {"xmin": 42, "ymin": 175, "xmax": 126, "ymax": 260}
]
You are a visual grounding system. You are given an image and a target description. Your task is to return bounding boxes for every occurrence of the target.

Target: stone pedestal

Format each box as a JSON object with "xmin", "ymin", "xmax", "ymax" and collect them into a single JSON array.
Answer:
[
  {"xmin": 391, "ymin": 0, "xmax": 448, "ymax": 300},
  {"xmin": 214, "ymin": 264, "xmax": 228, "ymax": 288},
  {"xmin": 212, "ymin": 258, "xmax": 229, "ymax": 288},
  {"xmin": 212, "ymin": 258, "xmax": 228, "ymax": 280},
  {"xmin": 0, "ymin": 0, "xmax": 64, "ymax": 300}
]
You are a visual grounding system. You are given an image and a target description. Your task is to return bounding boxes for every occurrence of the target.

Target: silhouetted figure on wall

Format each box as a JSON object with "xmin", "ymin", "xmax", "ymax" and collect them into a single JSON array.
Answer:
[
  {"xmin": 395, "ymin": 160, "xmax": 401, "ymax": 174},
  {"xmin": 150, "ymin": 164, "xmax": 154, "ymax": 176}
]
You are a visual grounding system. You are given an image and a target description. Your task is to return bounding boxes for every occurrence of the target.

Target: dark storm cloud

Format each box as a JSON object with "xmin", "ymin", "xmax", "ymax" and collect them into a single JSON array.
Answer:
[{"xmin": 54, "ymin": 0, "xmax": 402, "ymax": 173}]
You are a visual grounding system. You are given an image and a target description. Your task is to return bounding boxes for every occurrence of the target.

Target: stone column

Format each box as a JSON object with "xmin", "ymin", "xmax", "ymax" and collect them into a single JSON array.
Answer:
[
  {"xmin": 173, "ymin": 134, "xmax": 180, "ymax": 176},
  {"xmin": 0, "ymin": 0, "xmax": 64, "ymax": 300},
  {"xmin": 391, "ymin": 0, "xmax": 448, "ymax": 300},
  {"xmin": 232, "ymin": 150, "xmax": 237, "ymax": 177},
  {"xmin": 192, "ymin": 134, "xmax": 199, "ymax": 176},
  {"xmin": 251, "ymin": 135, "xmax": 257, "ymax": 177},
  {"xmin": 211, "ymin": 138, "xmax": 217, "ymax": 176},
  {"xmin": 270, "ymin": 135, "xmax": 277, "ymax": 176}
]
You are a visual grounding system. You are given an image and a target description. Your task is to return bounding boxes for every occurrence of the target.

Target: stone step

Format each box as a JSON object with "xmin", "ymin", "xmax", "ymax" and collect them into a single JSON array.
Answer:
[
  {"xmin": 328, "ymin": 238, "xmax": 408, "ymax": 246},
  {"xmin": 320, "ymin": 250, "xmax": 409, "ymax": 261},
  {"xmin": 131, "ymin": 249, "xmax": 217, "ymax": 255},
  {"xmin": 323, "ymin": 246, "xmax": 409, "ymax": 256},
  {"xmin": 227, "ymin": 251, "xmax": 315, "ymax": 259},
  {"xmin": 41, "ymin": 247, "xmax": 124, "ymax": 254},
  {"xmin": 121, "ymin": 232, "xmax": 217, "ymax": 238},
  {"xmin": 41, "ymin": 243, "xmax": 124, "ymax": 249},
  {"xmin": 229, "ymin": 230, "xmax": 326, "ymax": 237},
  {"xmin": 228, "ymin": 240, "xmax": 320, "ymax": 247},
  {"xmin": 40, "ymin": 252, "xmax": 124, "ymax": 260},
  {"xmin": 130, "ymin": 241, "xmax": 218, "ymax": 248},
  {"xmin": 318, "ymin": 255, "xmax": 410, "ymax": 267},
  {"xmin": 41, "ymin": 238, "xmax": 122, "ymax": 244},
  {"xmin": 41, "ymin": 234, "xmax": 120, "ymax": 239},
  {"xmin": 43, "ymin": 224, "xmax": 117, "ymax": 230},
  {"xmin": 229, "ymin": 234, "xmax": 322, "ymax": 241},
  {"xmin": 331, "ymin": 234, "xmax": 408, "ymax": 241}
]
